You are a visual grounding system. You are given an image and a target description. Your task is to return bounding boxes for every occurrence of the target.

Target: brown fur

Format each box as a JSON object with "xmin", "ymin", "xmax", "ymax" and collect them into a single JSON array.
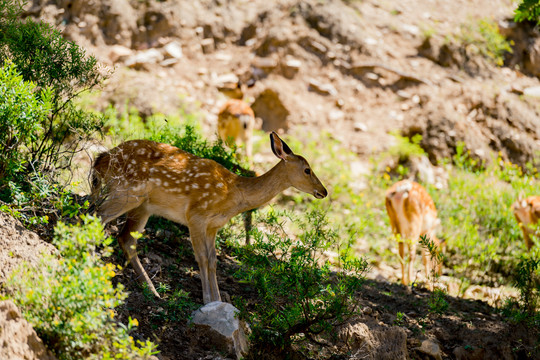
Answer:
[
  {"xmin": 511, "ymin": 195, "xmax": 540, "ymax": 250},
  {"xmin": 385, "ymin": 180, "xmax": 442, "ymax": 287},
  {"xmin": 91, "ymin": 133, "xmax": 327, "ymax": 303},
  {"xmin": 217, "ymin": 99, "xmax": 255, "ymax": 160}
]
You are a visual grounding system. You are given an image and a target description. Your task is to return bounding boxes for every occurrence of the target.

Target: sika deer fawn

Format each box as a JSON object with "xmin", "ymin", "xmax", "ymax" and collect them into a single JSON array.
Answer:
[
  {"xmin": 511, "ymin": 195, "xmax": 540, "ymax": 250},
  {"xmin": 217, "ymin": 99, "xmax": 255, "ymax": 161},
  {"xmin": 385, "ymin": 180, "xmax": 442, "ymax": 287},
  {"xmin": 91, "ymin": 132, "xmax": 327, "ymax": 304}
]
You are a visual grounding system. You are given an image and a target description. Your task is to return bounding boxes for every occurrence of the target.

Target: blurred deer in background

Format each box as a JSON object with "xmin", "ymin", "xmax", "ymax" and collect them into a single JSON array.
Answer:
[
  {"xmin": 91, "ymin": 132, "xmax": 327, "ymax": 304},
  {"xmin": 511, "ymin": 195, "xmax": 540, "ymax": 250},
  {"xmin": 217, "ymin": 99, "xmax": 255, "ymax": 162},
  {"xmin": 385, "ymin": 180, "xmax": 443, "ymax": 287}
]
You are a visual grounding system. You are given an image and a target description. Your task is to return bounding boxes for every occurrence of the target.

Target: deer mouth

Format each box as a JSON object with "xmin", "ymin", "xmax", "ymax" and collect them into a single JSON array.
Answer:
[{"xmin": 314, "ymin": 190, "xmax": 327, "ymax": 199}]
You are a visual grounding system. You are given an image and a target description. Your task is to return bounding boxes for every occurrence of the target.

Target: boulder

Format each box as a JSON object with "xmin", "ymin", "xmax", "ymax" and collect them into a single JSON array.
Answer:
[
  {"xmin": 190, "ymin": 301, "xmax": 249, "ymax": 360},
  {"xmin": 0, "ymin": 300, "xmax": 57, "ymax": 360}
]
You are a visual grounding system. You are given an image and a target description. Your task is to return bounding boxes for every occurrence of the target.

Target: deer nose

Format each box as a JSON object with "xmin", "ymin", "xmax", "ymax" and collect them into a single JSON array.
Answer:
[{"xmin": 314, "ymin": 188, "xmax": 328, "ymax": 199}]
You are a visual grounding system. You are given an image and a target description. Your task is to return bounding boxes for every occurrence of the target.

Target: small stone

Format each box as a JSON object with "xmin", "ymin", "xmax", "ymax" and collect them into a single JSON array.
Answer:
[
  {"xmin": 308, "ymin": 78, "xmax": 337, "ymax": 96},
  {"xmin": 124, "ymin": 49, "xmax": 164, "ymax": 68},
  {"xmin": 354, "ymin": 122, "xmax": 368, "ymax": 132},
  {"xmin": 163, "ymin": 41, "xmax": 183, "ymax": 59},
  {"xmin": 523, "ymin": 86, "xmax": 540, "ymax": 98},
  {"xmin": 416, "ymin": 339, "xmax": 443, "ymax": 360},
  {"xmin": 201, "ymin": 38, "xmax": 215, "ymax": 54}
]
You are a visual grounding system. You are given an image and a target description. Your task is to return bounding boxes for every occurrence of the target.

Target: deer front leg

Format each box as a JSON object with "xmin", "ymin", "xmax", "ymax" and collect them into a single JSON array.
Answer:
[
  {"xmin": 118, "ymin": 206, "xmax": 158, "ymax": 297},
  {"xmin": 206, "ymin": 227, "xmax": 221, "ymax": 303},
  {"xmin": 398, "ymin": 240, "xmax": 407, "ymax": 285},
  {"xmin": 189, "ymin": 225, "xmax": 222, "ymax": 304},
  {"xmin": 408, "ymin": 241, "xmax": 417, "ymax": 286}
]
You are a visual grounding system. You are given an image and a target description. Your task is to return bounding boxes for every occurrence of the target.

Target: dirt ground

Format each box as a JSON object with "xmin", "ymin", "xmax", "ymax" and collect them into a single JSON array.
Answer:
[{"xmin": 5, "ymin": 0, "xmax": 540, "ymax": 358}]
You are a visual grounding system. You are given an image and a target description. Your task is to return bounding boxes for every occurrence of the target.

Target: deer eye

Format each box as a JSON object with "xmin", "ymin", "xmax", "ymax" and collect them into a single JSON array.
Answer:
[{"xmin": 304, "ymin": 168, "xmax": 311, "ymax": 175}]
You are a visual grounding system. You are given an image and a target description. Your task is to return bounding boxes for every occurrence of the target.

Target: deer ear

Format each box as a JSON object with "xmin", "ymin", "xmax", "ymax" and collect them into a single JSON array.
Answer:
[{"xmin": 270, "ymin": 132, "xmax": 293, "ymax": 160}]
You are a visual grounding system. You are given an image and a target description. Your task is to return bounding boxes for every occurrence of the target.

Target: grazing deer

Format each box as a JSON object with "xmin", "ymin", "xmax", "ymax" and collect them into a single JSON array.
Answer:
[
  {"xmin": 385, "ymin": 180, "xmax": 442, "ymax": 287},
  {"xmin": 91, "ymin": 132, "xmax": 327, "ymax": 304},
  {"xmin": 511, "ymin": 195, "xmax": 540, "ymax": 250},
  {"xmin": 217, "ymin": 99, "xmax": 255, "ymax": 161}
]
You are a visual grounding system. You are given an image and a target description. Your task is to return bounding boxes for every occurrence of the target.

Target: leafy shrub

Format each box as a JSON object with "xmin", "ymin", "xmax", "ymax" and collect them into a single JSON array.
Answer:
[
  {"xmin": 502, "ymin": 251, "xmax": 540, "ymax": 326},
  {"xmin": 231, "ymin": 209, "xmax": 368, "ymax": 356},
  {"xmin": 514, "ymin": 0, "xmax": 540, "ymax": 24},
  {"xmin": 0, "ymin": 62, "xmax": 51, "ymax": 185},
  {"xmin": 0, "ymin": 0, "xmax": 104, "ymax": 226},
  {"xmin": 4, "ymin": 215, "xmax": 157, "ymax": 360}
]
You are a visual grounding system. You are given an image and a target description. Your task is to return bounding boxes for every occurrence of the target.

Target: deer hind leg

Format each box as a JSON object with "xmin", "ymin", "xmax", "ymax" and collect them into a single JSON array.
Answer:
[{"xmin": 118, "ymin": 205, "xmax": 158, "ymax": 297}]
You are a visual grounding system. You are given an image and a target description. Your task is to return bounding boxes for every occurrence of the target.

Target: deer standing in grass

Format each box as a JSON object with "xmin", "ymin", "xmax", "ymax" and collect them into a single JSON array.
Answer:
[
  {"xmin": 91, "ymin": 132, "xmax": 327, "ymax": 304},
  {"xmin": 511, "ymin": 195, "xmax": 540, "ymax": 250},
  {"xmin": 217, "ymin": 99, "xmax": 255, "ymax": 162},
  {"xmin": 385, "ymin": 180, "xmax": 442, "ymax": 287}
]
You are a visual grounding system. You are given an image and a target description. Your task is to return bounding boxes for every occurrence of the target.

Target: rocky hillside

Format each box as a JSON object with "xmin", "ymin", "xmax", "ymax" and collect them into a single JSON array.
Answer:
[{"xmin": 27, "ymin": 0, "xmax": 540, "ymax": 169}]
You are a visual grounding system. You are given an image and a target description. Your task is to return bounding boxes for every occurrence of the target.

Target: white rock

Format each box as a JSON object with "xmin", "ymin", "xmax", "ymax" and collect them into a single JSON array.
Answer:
[
  {"xmin": 523, "ymin": 86, "xmax": 540, "ymax": 98},
  {"xmin": 163, "ymin": 41, "xmax": 183, "ymax": 59},
  {"xmin": 124, "ymin": 49, "xmax": 164, "ymax": 68},
  {"xmin": 191, "ymin": 301, "xmax": 249, "ymax": 359},
  {"xmin": 416, "ymin": 339, "xmax": 442, "ymax": 360}
]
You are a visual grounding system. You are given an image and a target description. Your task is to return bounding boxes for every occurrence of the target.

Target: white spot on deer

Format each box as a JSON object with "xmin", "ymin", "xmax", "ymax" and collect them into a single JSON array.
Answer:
[
  {"xmin": 192, "ymin": 183, "xmax": 199, "ymax": 189},
  {"xmin": 185, "ymin": 185, "xmax": 190, "ymax": 191},
  {"xmin": 204, "ymin": 183, "xmax": 211, "ymax": 189},
  {"xmin": 164, "ymin": 181, "xmax": 169, "ymax": 187},
  {"xmin": 150, "ymin": 168, "xmax": 157, "ymax": 173},
  {"xmin": 133, "ymin": 142, "xmax": 138, "ymax": 147},
  {"xmin": 216, "ymin": 182, "xmax": 224, "ymax": 188},
  {"xmin": 202, "ymin": 192, "xmax": 209, "ymax": 198},
  {"xmin": 131, "ymin": 159, "xmax": 136, "ymax": 165},
  {"xmin": 175, "ymin": 180, "xmax": 181, "ymax": 184},
  {"xmin": 151, "ymin": 178, "xmax": 162, "ymax": 186},
  {"xmin": 142, "ymin": 167, "xmax": 147, "ymax": 172},
  {"xmin": 154, "ymin": 152, "xmax": 161, "ymax": 157},
  {"xmin": 202, "ymin": 201, "xmax": 208, "ymax": 209}
]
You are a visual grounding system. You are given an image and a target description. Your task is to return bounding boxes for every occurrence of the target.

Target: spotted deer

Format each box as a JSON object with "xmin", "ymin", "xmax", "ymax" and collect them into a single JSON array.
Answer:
[
  {"xmin": 217, "ymin": 99, "xmax": 255, "ymax": 161},
  {"xmin": 385, "ymin": 180, "xmax": 442, "ymax": 287},
  {"xmin": 511, "ymin": 195, "xmax": 540, "ymax": 250},
  {"xmin": 91, "ymin": 132, "xmax": 327, "ymax": 304}
]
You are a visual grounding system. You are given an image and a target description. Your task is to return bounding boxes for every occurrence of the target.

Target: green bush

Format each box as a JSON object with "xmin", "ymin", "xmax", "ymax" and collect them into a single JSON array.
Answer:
[
  {"xmin": 515, "ymin": 0, "xmax": 540, "ymax": 24},
  {"xmin": 0, "ymin": 0, "xmax": 104, "ymax": 224},
  {"xmin": 231, "ymin": 209, "xmax": 368, "ymax": 356},
  {"xmin": 4, "ymin": 215, "xmax": 157, "ymax": 360},
  {"xmin": 0, "ymin": 62, "xmax": 52, "ymax": 184}
]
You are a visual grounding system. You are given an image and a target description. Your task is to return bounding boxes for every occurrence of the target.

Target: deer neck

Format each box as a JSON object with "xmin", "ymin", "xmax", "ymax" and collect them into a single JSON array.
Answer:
[{"xmin": 235, "ymin": 160, "xmax": 290, "ymax": 212}]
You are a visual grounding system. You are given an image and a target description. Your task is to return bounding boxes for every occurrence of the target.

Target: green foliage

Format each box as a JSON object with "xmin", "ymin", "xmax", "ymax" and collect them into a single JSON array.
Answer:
[
  {"xmin": 0, "ymin": 0, "xmax": 101, "ymax": 102},
  {"xmin": 515, "ymin": 0, "xmax": 540, "ymax": 24},
  {"xmin": 0, "ymin": 0, "xmax": 104, "ymax": 227},
  {"xmin": 3, "ymin": 216, "xmax": 157, "ymax": 360},
  {"xmin": 388, "ymin": 132, "xmax": 425, "ymax": 163},
  {"xmin": 456, "ymin": 18, "xmax": 512, "ymax": 66},
  {"xmin": 0, "ymin": 62, "xmax": 51, "ymax": 183},
  {"xmin": 502, "ymin": 251, "xmax": 540, "ymax": 326},
  {"xmin": 231, "ymin": 209, "xmax": 368, "ymax": 354}
]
